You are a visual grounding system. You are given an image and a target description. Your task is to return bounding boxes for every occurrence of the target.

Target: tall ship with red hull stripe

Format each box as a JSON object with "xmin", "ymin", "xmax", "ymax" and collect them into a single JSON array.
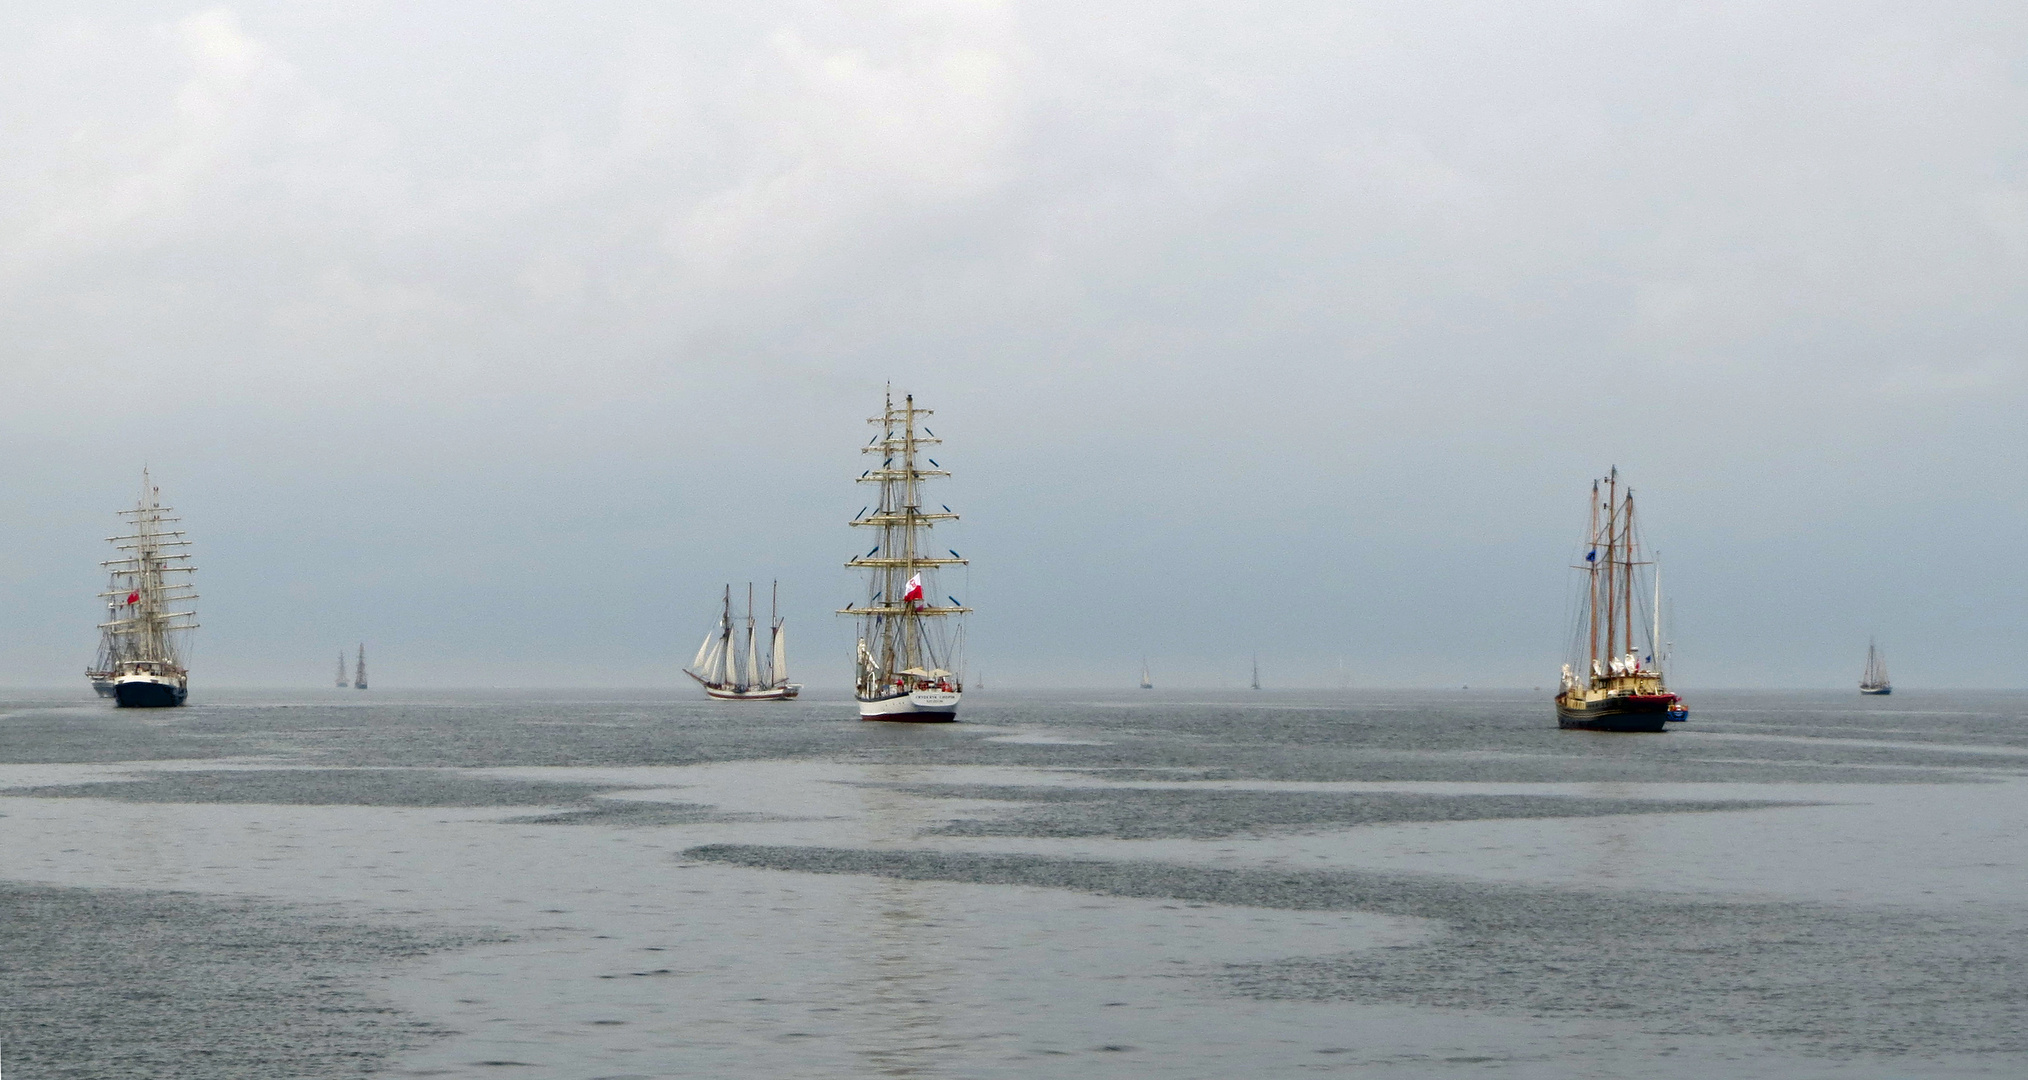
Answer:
[
  {"xmin": 1556, "ymin": 468, "xmax": 1682, "ymax": 732},
  {"xmin": 840, "ymin": 390, "xmax": 969, "ymax": 721}
]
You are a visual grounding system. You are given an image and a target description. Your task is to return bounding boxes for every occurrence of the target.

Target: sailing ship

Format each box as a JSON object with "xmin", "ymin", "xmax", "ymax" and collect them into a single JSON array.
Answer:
[
  {"xmin": 1140, "ymin": 659, "xmax": 1153, "ymax": 689},
  {"xmin": 1555, "ymin": 468, "xmax": 1683, "ymax": 732},
  {"xmin": 686, "ymin": 582, "xmax": 800, "ymax": 700},
  {"xmin": 97, "ymin": 469, "xmax": 198, "ymax": 708},
  {"xmin": 354, "ymin": 643, "xmax": 368, "ymax": 690},
  {"xmin": 1860, "ymin": 639, "xmax": 1892, "ymax": 695},
  {"xmin": 85, "ymin": 595, "xmax": 124, "ymax": 697},
  {"xmin": 841, "ymin": 391, "xmax": 968, "ymax": 721},
  {"xmin": 336, "ymin": 652, "xmax": 349, "ymax": 688},
  {"xmin": 1251, "ymin": 654, "xmax": 1261, "ymax": 691}
]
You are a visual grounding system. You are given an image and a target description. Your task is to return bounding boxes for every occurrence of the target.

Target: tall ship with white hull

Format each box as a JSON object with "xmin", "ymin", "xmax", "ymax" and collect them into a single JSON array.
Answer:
[
  {"xmin": 1860, "ymin": 639, "xmax": 1892, "ymax": 695},
  {"xmin": 686, "ymin": 582, "xmax": 801, "ymax": 700},
  {"xmin": 1555, "ymin": 468, "xmax": 1681, "ymax": 732},
  {"xmin": 98, "ymin": 469, "xmax": 199, "ymax": 708},
  {"xmin": 841, "ymin": 391, "xmax": 969, "ymax": 721}
]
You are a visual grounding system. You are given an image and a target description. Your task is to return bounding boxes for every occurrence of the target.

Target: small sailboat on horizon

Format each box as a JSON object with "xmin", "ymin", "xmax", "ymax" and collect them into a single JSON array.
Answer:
[
  {"xmin": 1140, "ymin": 659, "xmax": 1153, "ymax": 689},
  {"xmin": 1861, "ymin": 639, "xmax": 1892, "ymax": 695},
  {"xmin": 687, "ymin": 582, "xmax": 801, "ymax": 700}
]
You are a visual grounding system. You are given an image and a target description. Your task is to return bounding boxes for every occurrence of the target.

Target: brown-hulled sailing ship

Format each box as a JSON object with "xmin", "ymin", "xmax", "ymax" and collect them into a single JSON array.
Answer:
[{"xmin": 1555, "ymin": 468, "xmax": 1682, "ymax": 732}]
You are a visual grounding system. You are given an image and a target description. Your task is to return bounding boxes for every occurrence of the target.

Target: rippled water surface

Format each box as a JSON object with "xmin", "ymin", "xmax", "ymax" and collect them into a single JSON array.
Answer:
[{"xmin": 3, "ymin": 687, "xmax": 2026, "ymax": 1078}]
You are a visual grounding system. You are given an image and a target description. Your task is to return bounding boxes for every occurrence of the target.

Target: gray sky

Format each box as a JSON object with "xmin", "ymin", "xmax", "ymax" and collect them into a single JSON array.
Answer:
[{"xmin": 2, "ymin": 1, "xmax": 2025, "ymax": 689}]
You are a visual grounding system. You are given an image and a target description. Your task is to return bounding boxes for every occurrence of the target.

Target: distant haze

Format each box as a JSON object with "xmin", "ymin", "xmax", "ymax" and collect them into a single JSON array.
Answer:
[{"xmin": 2, "ymin": 2, "xmax": 2025, "ymax": 690}]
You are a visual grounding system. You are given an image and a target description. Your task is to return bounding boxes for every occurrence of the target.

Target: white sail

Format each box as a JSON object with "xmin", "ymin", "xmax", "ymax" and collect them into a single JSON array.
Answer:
[
  {"xmin": 772, "ymin": 625, "xmax": 788, "ymax": 687},
  {"xmin": 693, "ymin": 633, "xmax": 716, "ymax": 672},
  {"xmin": 744, "ymin": 624, "xmax": 759, "ymax": 691},
  {"xmin": 720, "ymin": 627, "xmax": 737, "ymax": 686}
]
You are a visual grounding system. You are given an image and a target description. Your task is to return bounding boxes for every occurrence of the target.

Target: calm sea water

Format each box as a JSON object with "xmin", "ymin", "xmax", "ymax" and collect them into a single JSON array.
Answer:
[{"xmin": 3, "ymin": 687, "xmax": 2026, "ymax": 1078}]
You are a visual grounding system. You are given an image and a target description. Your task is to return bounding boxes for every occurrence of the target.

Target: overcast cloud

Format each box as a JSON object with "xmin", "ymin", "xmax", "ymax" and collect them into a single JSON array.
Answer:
[{"xmin": 2, "ymin": 1, "xmax": 2025, "ymax": 689}]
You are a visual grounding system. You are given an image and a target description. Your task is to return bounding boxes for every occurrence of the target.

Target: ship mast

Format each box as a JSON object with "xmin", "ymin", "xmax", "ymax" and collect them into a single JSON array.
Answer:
[
  {"xmin": 99, "ymin": 469, "xmax": 198, "ymax": 669},
  {"xmin": 1586, "ymin": 476, "xmax": 1601, "ymax": 672},
  {"xmin": 842, "ymin": 389, "xmax": 969, "ymax": 695}
]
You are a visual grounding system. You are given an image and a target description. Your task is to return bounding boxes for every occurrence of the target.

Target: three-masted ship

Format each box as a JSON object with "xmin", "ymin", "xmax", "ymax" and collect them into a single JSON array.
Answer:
[
  {"xmin": 1555, "ymin": 468, "xmax": 1682, "ymax": 732},
  {"xmin": 1860, "ymin": 639, "xmax": 1892, "ymax": 695},
  {"xmin": 96, "ymin": 469, "xmax": 198, "ymax": 708},
  {"xmin": 687, "ymin": 582, "xmax": 800, "ymax": 700},
  {"xmin": 841, "ymin": 391, "xmax": 968, "ymax": 720}
]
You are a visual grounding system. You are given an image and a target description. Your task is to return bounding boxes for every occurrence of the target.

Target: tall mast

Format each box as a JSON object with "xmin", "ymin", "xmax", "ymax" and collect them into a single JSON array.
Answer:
[
  {"xmin": 354, "ymin": 643, "xmax": 367, "ymax": 689},
  {"xmin": 1586, "ymin": 477, "xmax": 1601, "ymax": 672},
  {"xmin": 720, "ymin": 585, "xmax": 735, "ymax": 686},
  {"xmin": 101, "ymin": 468, "xmax": 198, "ymax": 668},
  {"xmin": 1652, "ymin": 554, "xmax": 1663, "ymax": 671},
  {"xmin": 842, "ymin": 388, "xmax": 969, "ymax": 696},
  {"xmin": 744, "ymin": 582, "xmax": 759, "ymax": 692},
  {"xmin": 1621, "ymin": 486, "xmax": 1635, "ymax": 661},
  {"xmin": 1602, "ymin": 469, "xmax": 1619, "ymax": 664}
]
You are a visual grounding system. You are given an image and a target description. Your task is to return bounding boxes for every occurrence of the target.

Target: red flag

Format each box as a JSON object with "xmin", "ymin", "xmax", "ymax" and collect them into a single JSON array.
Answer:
[
  {"xmin": 126, "ymin": 591, "xmax": 139, "ymax": 605},
  {"xmin": 902, "ymin": 573, "xmax": 924, "ymax": 602}
]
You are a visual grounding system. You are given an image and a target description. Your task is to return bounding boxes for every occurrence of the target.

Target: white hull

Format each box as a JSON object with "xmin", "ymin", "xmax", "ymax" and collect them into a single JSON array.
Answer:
[
  {"xmin": 858, "ymin": 689, "xmax": 961, "ymax": 721},
  {"xmin": 702, "ymin": 682, "xmax": 802, "ymax": 701}
]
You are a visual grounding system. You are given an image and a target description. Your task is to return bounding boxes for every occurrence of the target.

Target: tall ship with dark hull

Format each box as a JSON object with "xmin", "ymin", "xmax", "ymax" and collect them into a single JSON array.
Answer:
[
  {"xmin": 97, "ymin": 469, "xmax": 198, "ymax": 708},
  {"xmin": 1860, "ymin": 639, "xmax": 1892, "ymax": 695},
  {"xmin": 686, "ymin": 582, "xmax": 801, "ymax": 700},
  {"xmin": 1555, "ymin": 468, "xmax": 1682, "ymax": 732},
  {"xmin": 841, "ymin": 391, "xmax": 968, "ymax": 721}
]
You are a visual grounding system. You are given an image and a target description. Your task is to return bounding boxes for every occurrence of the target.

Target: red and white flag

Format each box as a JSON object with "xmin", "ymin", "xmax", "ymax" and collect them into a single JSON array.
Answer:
[
  {"xmin": 126, "ymin": 591, "xmax": 139, "ymax": 605},
  {"xmin": 902, "ymin": 573, "xmax": 924, "ymax": 602}
]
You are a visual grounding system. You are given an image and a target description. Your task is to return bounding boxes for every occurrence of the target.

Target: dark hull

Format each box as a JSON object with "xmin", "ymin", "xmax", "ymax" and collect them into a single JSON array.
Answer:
[
  {"xmin": 1860, "ymin": 685, "xmax": 1891, "ymax": 695},
  {"xmin": 1556, "ymin": 695, "xmax": 1672, "ymax": 732},
  {"xmin": 115, "ymin": 681, "xmax": 187, "ymax": 708}
]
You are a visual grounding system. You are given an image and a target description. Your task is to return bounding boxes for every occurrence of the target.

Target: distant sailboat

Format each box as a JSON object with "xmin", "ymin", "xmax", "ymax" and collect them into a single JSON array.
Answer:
[
  {"xmin": 1250, "ymin": 654, "xmax": 1261, "ymax": 691},
  {"xmin": 1140, "ymin": 659, "xmax": 1153, "ymax": 690},
  {"xmin": 353, "ymin": 643, "xmax": 368, "ymax": 690},
  {"xmin": 336, "ymin": 652, "xmax": 348, "ymax": 688},
  {"xmin": 1860, "ymin": 639, "xmax": 1892, "ymax": 695},
  {"xmin": 687, "ymin": 582, "xmax": 801, "ymax": 700},
  {"xmin": 86, "ymin": 596, "xmax": 123, "ymax": 698}
]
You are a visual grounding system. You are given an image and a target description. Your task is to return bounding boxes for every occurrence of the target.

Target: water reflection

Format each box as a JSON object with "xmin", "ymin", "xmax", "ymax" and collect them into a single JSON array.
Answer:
[{"xmin": 849, "ymin": 758, "xmax": 960, "ymax": 1077}]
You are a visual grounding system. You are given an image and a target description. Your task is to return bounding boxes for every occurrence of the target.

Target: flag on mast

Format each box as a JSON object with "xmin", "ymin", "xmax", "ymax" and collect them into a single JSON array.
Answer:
[{"xmin": 902, "ymin": 573, "xmax": 924, "ymax": 602}]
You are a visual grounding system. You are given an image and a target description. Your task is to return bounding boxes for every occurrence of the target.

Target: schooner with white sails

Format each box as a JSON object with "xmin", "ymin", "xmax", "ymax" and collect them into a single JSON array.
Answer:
[
  {"xmin": 841, "ymin": 390, "xmax": 968, "ymax": 721},
  {"xmin": 96, "ymin": 469, "xmax": 199, "ymax": 708},
  {"xmin": 686, "ymin": 582, "xmax": 800, "ymax": 700}
]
